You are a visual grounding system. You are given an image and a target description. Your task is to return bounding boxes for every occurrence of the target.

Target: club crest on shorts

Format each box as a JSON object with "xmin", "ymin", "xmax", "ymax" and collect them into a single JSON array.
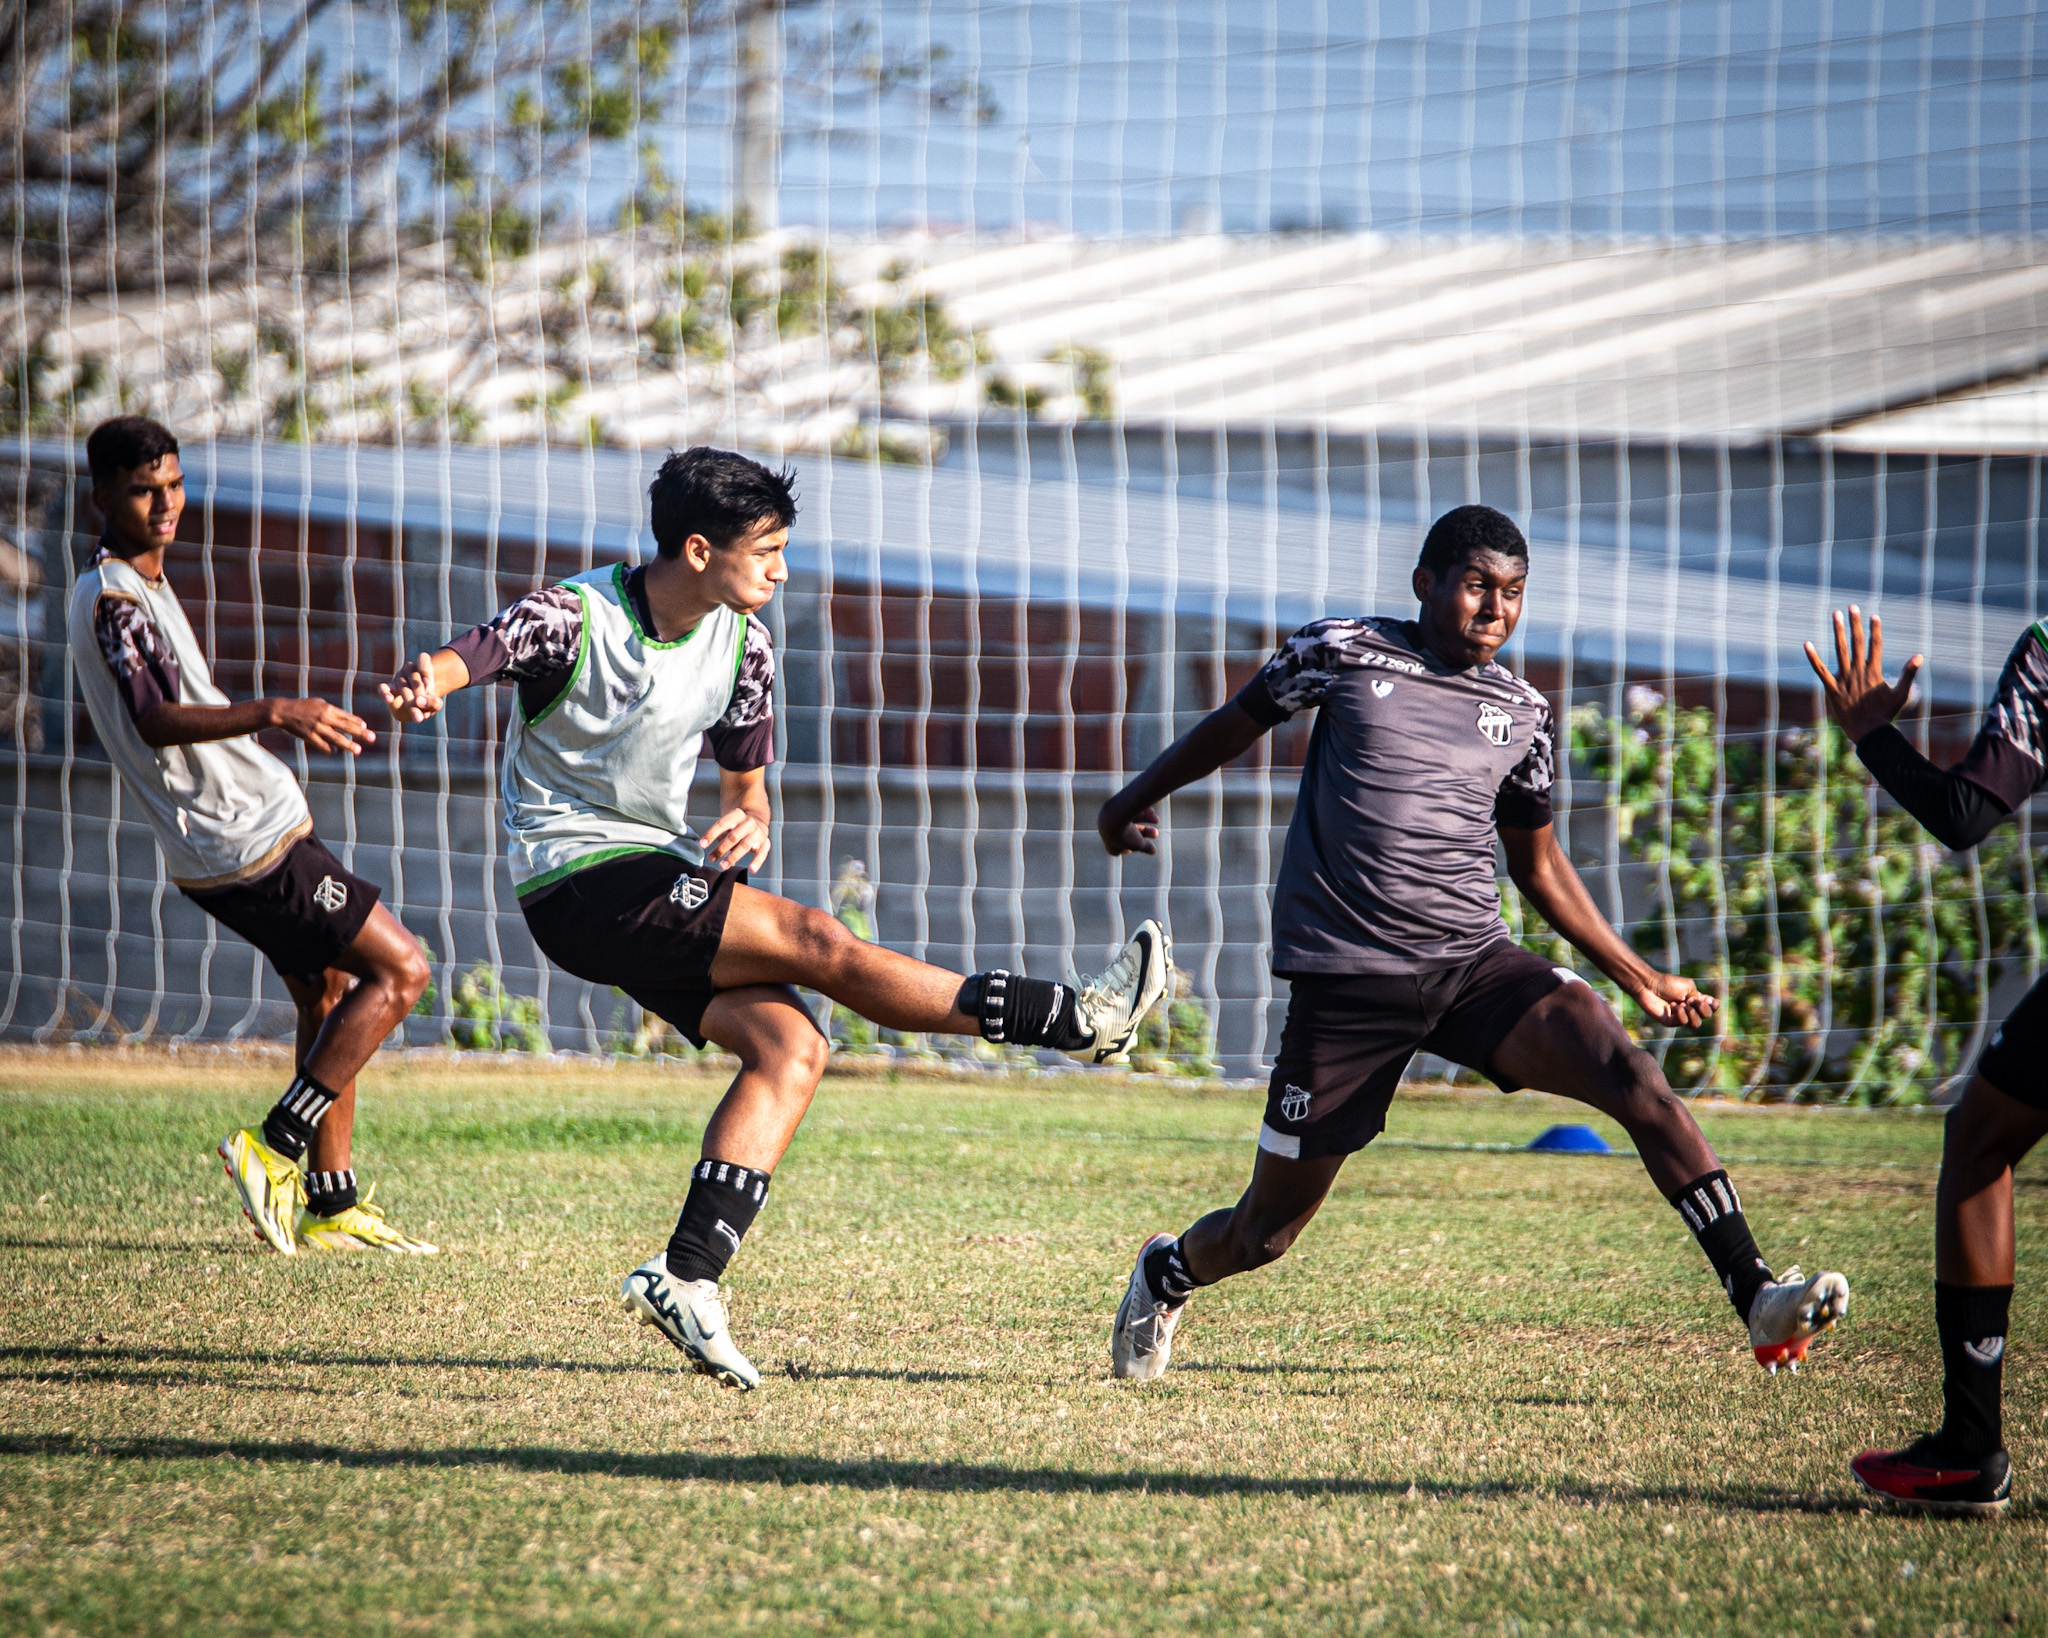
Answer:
[
  {"xmin": 670, "ymin": 873, "xmax": 710, "ymax": 911},
  {"xmin": 1476, "ymin": 701, "xmax": 1514, "ymax": 746},
  {"xmin": 1279, "ymin": 1083, "xmax": 1312, "ymax": 1122},
  {"xmin": 312, "ymin": 875, "xmax": 348, "ymax": 913}
]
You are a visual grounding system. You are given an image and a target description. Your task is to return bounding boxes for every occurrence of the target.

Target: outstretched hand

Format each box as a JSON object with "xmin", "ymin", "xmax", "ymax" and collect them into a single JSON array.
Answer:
[
  {"xmin": 1098, "ymin": 794, "xmax": 1160, "ymax": 857},
  {"xmin": 1627, "ymin": 970, "xmax": 1718, "ymax": 1029},
  {"xmin": 1804, "ymin": 605, "xmax": 1923, "ymax": 745},
  {"xmin": 271, "ymin": 697, "xmax": 374, "ymax": 755},
  {"xmin": 379, "ymin": 652, "xmax": 445, "ymax": 725}
]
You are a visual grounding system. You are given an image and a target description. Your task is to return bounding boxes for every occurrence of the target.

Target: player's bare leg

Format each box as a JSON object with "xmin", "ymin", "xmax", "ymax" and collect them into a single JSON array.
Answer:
[
  {"xmin": 619, "ymin": 984, "xmax": 829, "ymax": 1390},
  {"xmin": 1111, "ymin": 1148, "xmax": 1347, "ymax": 1380},
  {"xmin": 713, "ymin": 882, "xmax": 1168, "ymax": 1057},
  {"xmin": 1491, "ymin": 983, "xmax": 1848, "ymax": 1372},
  {"xmin": 1854, "ymin": 1075, "xmax": 2047, "ymax": 1513},
  {"xmin": 221, "ymin": 904, "xmax": 433, "ymax": 1254}
]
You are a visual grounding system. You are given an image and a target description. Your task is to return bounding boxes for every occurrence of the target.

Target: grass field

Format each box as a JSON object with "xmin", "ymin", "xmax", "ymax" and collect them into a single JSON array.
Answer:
[{"xmin": 0, "ymin": 1050, "xmax": 2041, "ymax": 1636}]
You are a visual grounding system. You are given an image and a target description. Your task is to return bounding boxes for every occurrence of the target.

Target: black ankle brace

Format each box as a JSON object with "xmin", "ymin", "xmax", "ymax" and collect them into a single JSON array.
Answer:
[
  {"xmin": 958, "ymin": 971, "xmax": 1088, "ymax": 1051},
  {"xmin": 262, "ymin": 1071, "xmax": 338, "ymax": 1162}
]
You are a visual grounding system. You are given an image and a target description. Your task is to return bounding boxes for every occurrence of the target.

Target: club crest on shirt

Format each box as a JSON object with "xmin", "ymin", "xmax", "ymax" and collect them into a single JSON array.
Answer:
[
  {"xmin": 1370, "ymin": 678, "xmax": 1394, "ymax": 698},
  {"xmin": 312, "ymin": 875, "xmax": 348, "ymax": 913},
  {"xmin": 1279, "ymin": 1083, "xmax": 1312, "ymax": 1122},
  {"xmin": 1476, "ymin": 701, "xmax": 1514, "ymax": 747},
  {"xmin": 670, "ymin": 873, "xmax": 710, "ymax": 911}
]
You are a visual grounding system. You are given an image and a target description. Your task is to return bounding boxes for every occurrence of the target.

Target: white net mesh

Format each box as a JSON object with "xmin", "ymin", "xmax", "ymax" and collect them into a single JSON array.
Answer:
[{"xmin": 3, "ymin": 0, "xmax": 2043, "ymax": 1096}]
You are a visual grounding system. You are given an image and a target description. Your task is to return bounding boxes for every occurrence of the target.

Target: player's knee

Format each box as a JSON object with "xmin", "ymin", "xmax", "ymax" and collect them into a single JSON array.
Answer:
[
  {"xmin": 786, "ymin": 1017, "xmax": 832, "ymax": 1085},
  {"xmin": 391, "ymin": 941, "xmax": 431, "ymax": 1010},
  {"xmin": 1611, "ymin": 1045, "xmax": 1680, "ymax": 1123},
  {"xmin": 1943, "ymin": 1096, "xmax": 2017, "ymax": 1174},
  {"xmin": 792, "ymin": 905, "xmax": 860, "ymax": 977}
]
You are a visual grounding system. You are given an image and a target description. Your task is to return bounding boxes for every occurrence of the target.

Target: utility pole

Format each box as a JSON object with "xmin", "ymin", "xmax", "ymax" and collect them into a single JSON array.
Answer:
[{"xmin": 734, "ymin": 0, "xmax": 781, "ymax": 231}]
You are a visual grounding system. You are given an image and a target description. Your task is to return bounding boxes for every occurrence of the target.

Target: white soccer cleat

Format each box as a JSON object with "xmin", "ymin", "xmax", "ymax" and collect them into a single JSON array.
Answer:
[
  {"xmin": 619, "ymin": 1256, "xmax": 761, "ymax": 1391},
  {"xmin": 1749, "ymin": 1266, "xmax": 1849, "ymax": 1374},
  {"xmin": 1111, "ymin": 1232, "xmax": 1186, "ymax": 1382},
  {"xmin": 1072, "ymin": 920, "xmax": 1173, "ymax": 1065}
]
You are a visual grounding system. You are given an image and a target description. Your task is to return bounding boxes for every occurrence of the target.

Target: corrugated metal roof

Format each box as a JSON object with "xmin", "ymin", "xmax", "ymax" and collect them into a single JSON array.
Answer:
[
  {"xmin": 895, "ymin": 234, "xmax": 2048, "ymax": 443},
  {"xmin": 30, "ymin": 231, "xmax": 2048, "ymax": 454}
]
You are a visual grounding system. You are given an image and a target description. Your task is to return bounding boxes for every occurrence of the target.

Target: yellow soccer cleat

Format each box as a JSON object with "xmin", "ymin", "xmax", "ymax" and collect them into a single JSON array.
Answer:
[
  {"xmin": 219, "ymin": 1128, "xmax": 303, "ymax": 1255},
  {"xmin": 297, "ymin": 1183, "xmax": 439, "ymax": 1254}
]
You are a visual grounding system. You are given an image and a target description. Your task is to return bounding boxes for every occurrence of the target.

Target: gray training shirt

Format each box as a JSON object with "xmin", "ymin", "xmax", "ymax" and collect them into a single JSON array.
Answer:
[{"xmin": 1235, "ymin": 616, "xmax": 1556, "ymax": 975}]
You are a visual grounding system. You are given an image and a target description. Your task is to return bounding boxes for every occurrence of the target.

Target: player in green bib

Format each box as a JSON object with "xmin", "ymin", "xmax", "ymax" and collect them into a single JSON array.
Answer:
[{"xmin": 381, "ymin": 446, "xmax": 1169, "ymax": 1390}]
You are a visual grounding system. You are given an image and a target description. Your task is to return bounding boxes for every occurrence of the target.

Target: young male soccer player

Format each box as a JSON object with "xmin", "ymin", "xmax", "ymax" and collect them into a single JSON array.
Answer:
[
  {"xmin": 1808, "ymin": 607, "xmax": 2044, "ymax": 1515},
  {"xmin": 380, "ymin": 446, "xmax": 1169, "ymax": 1391},
  {"xmin": 67, "ymin": 416, "xmax": 434, "ymax": 1255},
  {"xmin": 1096, "ymin": 504, "xmax": 1851, "ymax": 1383}
]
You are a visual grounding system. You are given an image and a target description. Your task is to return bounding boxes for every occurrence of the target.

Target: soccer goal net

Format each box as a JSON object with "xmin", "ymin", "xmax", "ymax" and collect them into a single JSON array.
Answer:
[{"xmin": 2, "ymin": 0, "xmax": 2042, "ymax": 1098}]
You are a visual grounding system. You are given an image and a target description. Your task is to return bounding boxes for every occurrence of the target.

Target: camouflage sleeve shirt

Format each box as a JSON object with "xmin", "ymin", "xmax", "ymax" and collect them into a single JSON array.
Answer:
[
  {"xmin": 448, "ymin": 568, "xmax": 775, "ymax": 769},
  {"xmin": 89, "ymin": 544, "xmax": 181, "ymax": 721},
  {"xmin": 1956, "ymin": 619, "xmax": 2048, "ymax": 810}
]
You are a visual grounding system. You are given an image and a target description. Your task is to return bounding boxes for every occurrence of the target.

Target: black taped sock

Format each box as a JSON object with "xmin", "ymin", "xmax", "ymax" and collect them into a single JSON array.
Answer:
[
  {"xmin": 1142, "ymin": 1236, "xmax": 1208, "ymax": 1308},
  {"xmin": 957, "ymin": 971, "xmax": 1089, "ymax": 1052},
  {"xmin": 665, "ymin": 1160, "xmax": 771, "ymax": 1285},
  {"xmin": 1936, "ymin": 1281, "xmax": 2012, "ymax": 1460},
  {"xmin": 1671, "ymin": 1169, "xmax": 1772, "ymax": 1323},
  {"xmin": 305, "ymin": 1168, "xmax": 358, "ymax": 1218},
  {"xmin": 261, "ymin": 1070, "xmax": 338, "ymax": 1162}
]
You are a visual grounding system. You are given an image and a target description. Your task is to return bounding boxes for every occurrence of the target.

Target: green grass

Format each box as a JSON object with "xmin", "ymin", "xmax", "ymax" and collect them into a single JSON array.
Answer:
[{"xmin": 0, "ymin": 1050, "xmax": 2041, "ymax": 1636}]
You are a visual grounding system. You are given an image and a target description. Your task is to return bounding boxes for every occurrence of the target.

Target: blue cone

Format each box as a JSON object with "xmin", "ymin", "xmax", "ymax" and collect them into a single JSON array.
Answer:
[{"xmin": 1525, "ymin": 1123, "xmax": 1613, "ymax": 1154}]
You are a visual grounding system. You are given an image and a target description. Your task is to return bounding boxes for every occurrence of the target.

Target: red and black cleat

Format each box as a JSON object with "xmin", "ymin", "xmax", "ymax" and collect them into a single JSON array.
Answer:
[{"xmin": 1851, "ymin": 1434, "xmax": 2011, "ymax": 1516}]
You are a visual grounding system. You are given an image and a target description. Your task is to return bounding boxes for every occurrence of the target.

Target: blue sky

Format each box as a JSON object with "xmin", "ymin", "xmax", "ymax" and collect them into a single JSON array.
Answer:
[{"xmin": 652, "ymin": 0, "xmax": 2046, "ymax": 237}]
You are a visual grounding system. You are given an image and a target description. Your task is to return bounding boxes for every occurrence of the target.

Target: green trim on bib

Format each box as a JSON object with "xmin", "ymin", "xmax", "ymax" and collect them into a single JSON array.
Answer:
[
  {"xmin": 614, "ymin": 561, "xmax": 713, "ymax": 651},
  {"xmin": 514, "ymin": 843, "xmax": 666, "ymax": 897},
  {"xmin": 523, "ymin": 581, "xmax": 592, "ymax": 726}
]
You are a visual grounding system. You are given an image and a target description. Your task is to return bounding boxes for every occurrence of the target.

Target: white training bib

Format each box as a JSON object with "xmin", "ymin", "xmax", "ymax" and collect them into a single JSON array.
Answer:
[
  {"xmin": 67, "ymin": 553, "xmax": 311, "ymax": 889},
  {"xmin": 501, "ymin": 563, "xmax": 744, "ymax": 895}
]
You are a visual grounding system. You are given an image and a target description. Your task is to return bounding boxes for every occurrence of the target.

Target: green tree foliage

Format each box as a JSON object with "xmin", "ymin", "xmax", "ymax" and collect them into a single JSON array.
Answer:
[
  {"xmin": 1127, "ymin": 971, "xmax": 1218, "ymax": 1078},
  {"xmin": 0, "ymin": 0, "xmax": 990, "ymax": 432},
  {"xmin": 1558, "ymin": 690, "xmax": 2040, "ymax": 1104},
  {"xmin": 448, "ymin": 964, "xmax": 548, "ymax": 1053}
]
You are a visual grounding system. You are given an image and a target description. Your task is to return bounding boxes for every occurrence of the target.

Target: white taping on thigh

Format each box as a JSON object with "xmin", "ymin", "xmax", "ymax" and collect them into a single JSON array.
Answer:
[{"xmin": 1257, "ymin": 1122, "xmax": 1302, "ymax": 1159}]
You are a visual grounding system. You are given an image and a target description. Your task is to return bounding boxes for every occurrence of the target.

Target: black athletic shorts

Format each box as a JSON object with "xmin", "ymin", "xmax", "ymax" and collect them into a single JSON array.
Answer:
[
  {"xmin": 182, "ymin": 833, "xmax": 380, "ymax": 984},
  {"xmin": 1979, "ymin": 976, "xmax": 2048, "ymax": 1110},
  {"xmin": 1260, "ymin": 940, "xmax": 1579, "ymax": 1161},
  {"xmin": 521, "ymin": 852, "xmax": 746, "ymax": 1048}
]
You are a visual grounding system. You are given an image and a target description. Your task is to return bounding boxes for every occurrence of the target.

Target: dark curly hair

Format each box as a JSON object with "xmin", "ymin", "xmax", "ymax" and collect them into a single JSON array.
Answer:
[{"xmin": 1416, "ymin": 504, "xmax": 1528, "ymax": 578}]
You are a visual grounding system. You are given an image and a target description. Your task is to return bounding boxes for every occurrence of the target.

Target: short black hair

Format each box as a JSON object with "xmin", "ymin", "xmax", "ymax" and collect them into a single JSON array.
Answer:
[
  {"xmin": 1417, "ymin": 504, "xmax": 1528, "ymax": 579},
  {"xmin": 86, "ymin": 416, "xmax": 180, "ymax": 490},
  {"xmin": 648, "ymin": 446, "xmax": 798, "ymax": 558}
]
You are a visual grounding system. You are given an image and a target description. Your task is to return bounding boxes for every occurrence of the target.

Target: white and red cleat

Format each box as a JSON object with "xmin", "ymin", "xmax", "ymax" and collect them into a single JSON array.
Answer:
[{"xmin": 1748, "ymin": 1266, "xmax": 1849, "ymax": 1373}]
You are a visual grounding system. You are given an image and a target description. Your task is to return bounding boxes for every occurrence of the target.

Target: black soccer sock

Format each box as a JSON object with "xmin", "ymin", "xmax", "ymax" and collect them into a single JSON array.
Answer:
[
  {"xmin": 1142, "ymin": 1236, "xmax": 1209, "ymax": 1308},
  {"xmin": 1935, "ymin": 1281, "xmax": 2012, "ymax": 1460},
  {"xmin": 1671, "ymin": 1169, "xmax": 1773, "ymax": 1323},
  {"xmin": 665, "ymin": 1159, "xmax": 772, "ymax": 1285},
  {"xmin": 261, "ymin": 1070, "xmax": 339, "ymax": 1162},
  {"xmin": 304, "ymin": 1168, "xmax": 358, "ymax": 1218},
  {"xmin": 956, "ymin": 971, "xmax": 1090, "ymax": 1052}
]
